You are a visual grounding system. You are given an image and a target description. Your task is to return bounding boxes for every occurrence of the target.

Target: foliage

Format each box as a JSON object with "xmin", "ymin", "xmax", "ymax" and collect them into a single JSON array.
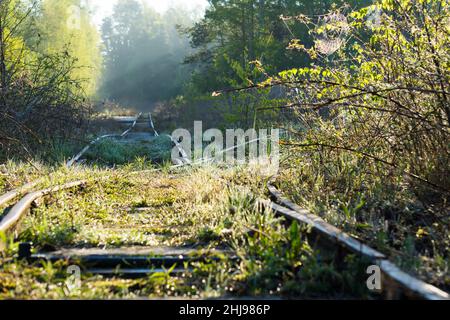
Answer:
[
  {"xmin": 183, "ymin": 0, "xmax": 372, "ymax": 93},
  {"xmin": 34, "ymin": 0, "xmax": 102, "ymax": 96},
  {"xmin": 153, "ymin": 88, "xmax": 286, "ymax": 131},
  {"xmin": 99, "ymin": 0, "xmax": 195, "ymax": 109},
  {"xmin": 1, "ymin": 0, "xmax": 449, "ymax": 298},
  {"xmin": 0, "ymin": 0, "xmax": 99, "ymax": 161},
  {"xmin": 268, "ymin": 0, "xmax": 450, "ymax": 196},
  {"xmin": 265, "ymin": 0, "xmax": 450, "ymax": 290}
]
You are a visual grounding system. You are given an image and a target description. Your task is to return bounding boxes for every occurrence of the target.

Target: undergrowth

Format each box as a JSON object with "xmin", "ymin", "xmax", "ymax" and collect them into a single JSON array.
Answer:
[
  {"xmin": 277, "ymin": 150, "xmax": 450, "ymax": 291},
  {"xmin": 0, "ymin": 162, "xmax": 374, "ymax": 299}
]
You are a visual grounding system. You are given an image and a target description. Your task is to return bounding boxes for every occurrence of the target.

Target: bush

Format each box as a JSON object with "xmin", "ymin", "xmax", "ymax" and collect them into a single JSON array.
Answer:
[
  {"xmin": 267, "ymin": 0, "xmax": 449, "ymax": 199},
  {"xmin": 268, "ymin": 0, "xmax": 450, "ymax": 289},
  {"xmin": 0, "ymin": 0, "xmax": 91, "ymax": 162}
]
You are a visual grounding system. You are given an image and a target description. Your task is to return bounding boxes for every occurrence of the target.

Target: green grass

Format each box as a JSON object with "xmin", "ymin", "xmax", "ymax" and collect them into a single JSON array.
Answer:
[
  {"xmin": 276, "ymin": 149, "xmax": 450, "ymax": 291},
  {"xmin": 0, "ymin": 162, "xmax": 373, "ymax": 299},
  {"xmin": 84, "ymin": 135, "xmax": 172, "ymax": 166}
]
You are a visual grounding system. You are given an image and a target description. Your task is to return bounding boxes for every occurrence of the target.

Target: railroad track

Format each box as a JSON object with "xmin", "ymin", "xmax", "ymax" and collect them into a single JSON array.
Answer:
[
  {"xmin": 0, "ymin": 113, "xmax": 160, "ymax": 210},
  {"xmin": 0, "ymin": 113, "xmax": 145, "ymax": 209},
  {"xmin": 0, "ymin": 117, "xmax": 449, "ymax": 300},
  {"xmin": 0, "ymin": 169, "xmax": 235, "ymax": 280},
  {"xmin": 66, "ymin": 113, "xmax": 144, "ymax": 167},
  {"xmin": 2, "ymin": 167, "xmax": 449, "ymax": 299},
  {"xmin": 265, "ymin": 180, "xmax": 450, "ymax": 300},
  {"xmin": 0, "ymin": 114, "xmax": 220, "ymax": 282}
]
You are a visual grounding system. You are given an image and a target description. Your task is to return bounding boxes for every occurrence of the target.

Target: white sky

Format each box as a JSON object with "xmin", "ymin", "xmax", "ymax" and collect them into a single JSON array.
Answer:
[{"xmin": 88, "ymin": 0, "xmax": 209, "ymax": 26}]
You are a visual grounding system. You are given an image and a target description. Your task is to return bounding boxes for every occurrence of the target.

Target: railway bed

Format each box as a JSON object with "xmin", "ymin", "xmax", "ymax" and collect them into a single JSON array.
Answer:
[
  {"xmin": 0, "ymin": 114, "xmax": 449, "ymax": 300},
  {"xmin": 1, "ymin": 167, "xmax": 448, "ymax": 300}
]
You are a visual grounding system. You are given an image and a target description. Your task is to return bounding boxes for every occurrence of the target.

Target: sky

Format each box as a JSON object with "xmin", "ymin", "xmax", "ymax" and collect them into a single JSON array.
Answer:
[{"xmin": 88, "ymin": 0, "xmax": 209, "ymax": 26}]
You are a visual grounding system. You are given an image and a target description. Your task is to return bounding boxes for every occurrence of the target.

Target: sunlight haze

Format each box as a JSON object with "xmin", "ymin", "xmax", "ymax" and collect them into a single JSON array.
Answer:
[
  {"xmin": 89, "ymin": 0, "xmax": 209, "ymax": 26},
  {"xmin": 2, "ymin": 0, "xmax": 449, "ymax": 303}
]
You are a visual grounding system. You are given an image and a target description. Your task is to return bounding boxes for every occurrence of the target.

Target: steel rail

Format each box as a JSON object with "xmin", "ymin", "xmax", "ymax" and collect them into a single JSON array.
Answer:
[
  {"xmin": 0, "ymin": 179, "xmax": 41, "ymax": 208},
  {"xmin": 165, "ymin": 134, "xmax": 192, "ymax": 165},
  {"xmin": 265, "ymin": 179, "xmax": 450, "ymax": 300},
  {"xmin": 0, "ymin": 180, "xmax": 86, "ymax": 234},
  {"xmin": 0, "ymin": 114, "xmax": 142, "ymax": 207},
  {"xmin": 148, "ymin": 113, "xmax": 159, "ymax": 137},
  {"xmin": 167, "ymin": 135, "xmax": 277, "ymax": 169}
]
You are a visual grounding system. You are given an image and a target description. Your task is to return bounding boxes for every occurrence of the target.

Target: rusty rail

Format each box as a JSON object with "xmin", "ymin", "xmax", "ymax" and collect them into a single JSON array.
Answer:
[
  {"xmin": 0, "ymin": 180, "xmax": 86, "ymax": 234},
  {"xmin": 266, "ymin": 179, "xmax": 450, "ymax": 300},
  {"xmin": 0, "ymin": 180, "xmax": 41, "ymax": 208}
]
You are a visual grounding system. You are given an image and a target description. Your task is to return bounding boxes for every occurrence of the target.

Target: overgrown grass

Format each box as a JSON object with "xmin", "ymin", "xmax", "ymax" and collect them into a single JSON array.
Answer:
[
  {"xmin": 0, "ymin": 162, "xmax": 374, "ymax": 299},
  {"xmin": 276, "ymin": 149, "xmax": 450, "ymax": 291},
  {"xmin": 16, "ymin": 165, "xmax": 269, "ymax": 248},
  {"xmin": 0, "ymin": 161, "xmax": 51, "ymax": 195},
  {"xmin": 84, "ymin": 135, "xmax": 172, "ymax": 166}
]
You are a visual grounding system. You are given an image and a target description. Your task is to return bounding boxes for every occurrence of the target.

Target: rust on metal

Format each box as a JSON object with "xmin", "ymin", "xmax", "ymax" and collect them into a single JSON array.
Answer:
[
  {"xmin": 266, "ymin": 179, "xmax": 450, "ymax": 300},
  {"xmin": 0, "ymin": 180, "xmax": 86, "ymax": 234}
]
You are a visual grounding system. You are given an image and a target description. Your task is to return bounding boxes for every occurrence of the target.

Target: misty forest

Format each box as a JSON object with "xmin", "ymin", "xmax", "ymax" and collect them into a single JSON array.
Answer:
[{"xmin": 0, "ymin": 0, "xmax": 449, "ymax": 300}]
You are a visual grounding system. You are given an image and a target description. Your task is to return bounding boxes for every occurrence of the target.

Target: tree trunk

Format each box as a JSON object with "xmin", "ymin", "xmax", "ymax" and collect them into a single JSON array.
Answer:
[
  {"xmin": 249, "ymin": 0, "xmax": 255, "ymax": 61},
  {"xmin": 0, "ymin": 16, "xmax": 7, "ymax": 95},
  {"xmin": 241, "ymin": 2, "xmax": 247, "ymax": 69}
]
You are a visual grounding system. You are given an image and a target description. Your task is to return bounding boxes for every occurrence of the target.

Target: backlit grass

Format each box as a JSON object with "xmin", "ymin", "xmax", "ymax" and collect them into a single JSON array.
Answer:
[{"xmin": 0, "ymin": 162, "xmax": 372, "ymax": 299}]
